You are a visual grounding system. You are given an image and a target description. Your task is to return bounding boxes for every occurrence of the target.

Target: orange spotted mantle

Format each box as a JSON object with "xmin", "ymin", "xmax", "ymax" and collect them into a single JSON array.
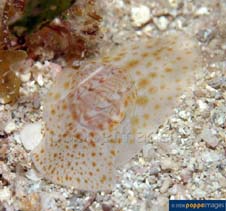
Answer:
[{"xmin": 32, "ymin": 32, "xmax": 201, "ymax": 191}]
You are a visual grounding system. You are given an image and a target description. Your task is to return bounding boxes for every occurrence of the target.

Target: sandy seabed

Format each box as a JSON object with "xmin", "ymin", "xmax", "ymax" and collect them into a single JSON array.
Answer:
[{"xmin": 0, "ymin": 0, "xmax": 226, "ymax": 210}]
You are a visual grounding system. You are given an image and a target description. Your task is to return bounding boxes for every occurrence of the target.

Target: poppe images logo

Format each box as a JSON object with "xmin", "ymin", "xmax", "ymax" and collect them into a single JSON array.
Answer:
[{"xmin": 169, "ymin": 200, "xmax": 226, "ymax": 211}]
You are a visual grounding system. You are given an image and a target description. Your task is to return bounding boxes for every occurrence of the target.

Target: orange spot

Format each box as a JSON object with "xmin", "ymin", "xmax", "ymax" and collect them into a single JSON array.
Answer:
[
  {"xmin": 97, "ymin": 124, "xmax": 103, "ymax": 130},
  {"xmin": 62, "ymin": 103, "xmax": 67, "ymax": 110},
  {"xmin": 143, "ymin": 113, "xmax": 150, "ymax": 120},
  {"xmin": 92, "ymin": 162, "xmax": 96, "ymax": 167},
  {"xmin": 165, "ymin": 67, "xmax": 173, "ymax": 73},
  {"xmin": 125, "ymin": 60, "xmax": 139, "ymax": 68},
  {"xmin": 51, "ymin": 109, "xmax": 56, "ymax": 115},
  {"xmin": 75, "ymin": 133, "xmax": 81, "ymax": 140},
  {"xmin": 100, "ymin": 175, "xmax": 107, "ymax": 183},
  {"xmin": 89, "ymin": 132, "xmax": 95, "ymax": 137},
  {"xmin": 149, "ymin": 72, "xmax": 158, "ymax": 78},
  {"xmin": 91, "ymin": 152, "xmax": 96, "ymax": 157},
  {"xmin": 110, "ymin": 149, "xmax": 116, "ymax": 156},
  {"xmin": 40, "ymin": 149, "xmax": 44, "ymax": 153},
  {"xmin": 176, "ymin": 86, "xmax": 182, "ymax": 91},
  {"xmin": 63, "ymin": 82, "xmax": 70, "ymax": 89},
  {"xmin": 102, "ymin": 56, "xmax": 111, "ymax": 63},
  {"xmin": 154, "ymin": 104, "xmax": 160, "ymax": 110},
  {"xmin": 146, "ymin": 61, "xmax": 152, "ymax": 67},
  {"xmin": 63, "ymin": 133, "xmax": 68, "ymax": 138},
  {"xmin": 135, "ymin": 70, "xmax": 141, "ymax": 75},
  {"xmin": 141, "ymin": 52, "xmax": 149, "ymax": 58},
  {"xmin": 148, "ymin": 86, "xmax": 157, "ymax": 94},
  {"xmin": 51, "ymin": 168, "xmax": 55, "ymax": 174},
  {"xmin": 131, "ymin": 116, "xmax": 139, "ymax": 125},
  {"xmin": 89, "ymin": 140, "xmax": 96, "ymax": 147},
  {"xmin": 113, "ymin": 56, "xmax": 123, "ymax": 61},
  {"xmin": 136, "ymin": 96, "xmax": 149, "ymax": 106},
  {"xmin": 54, "ymin": 93, "xmax": 60, "ymax": 100},
  {"xmin": 138, "ymin": 78, "xmax": 149, "ymax": 89}
]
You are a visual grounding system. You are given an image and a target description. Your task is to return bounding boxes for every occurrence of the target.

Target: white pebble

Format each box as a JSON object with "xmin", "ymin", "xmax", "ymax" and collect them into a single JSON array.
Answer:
[
  {"xmin": 195, "ymin": 7, "xmax": 209, "ymax": 16},
  {"xmin": 20, "ymin": 122, "xmax": 42, "ymax": 151},
  {"xmin": 168, "ymin": 0, "xmax": 180, "ymax": 8},
  {"xmin": 4, "ymin": 121, "xmax": 16, "ymax": 134},
  {"xmin": 153, "ymin": 16, "xmax": 169, "ymax": 31},
  {"xmin": 0, "ymin": 187, "xmax": 11, "ymax": 201},
  {"xmin": 197, "ymin": 100, "xmax": 208, "ymax": 112},
  {"xmin": 131, "ymin": 5, "xmax": 151, "ymax": 27},
  {"xmin": 20, "ymin": 72, "xmax": 31, "ymax": 82},
  {"xmin": 33, "ymin": 72, "xmax": 44, "ymax": 86},
  {"xmin": 200, "ymin": 127, "xmax": 219, "ymax": 148}
]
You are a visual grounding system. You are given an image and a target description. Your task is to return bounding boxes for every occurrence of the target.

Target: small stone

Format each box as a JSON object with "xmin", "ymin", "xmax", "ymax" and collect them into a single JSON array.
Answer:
[
  {"xmin": 0, "ymin": 139, "xmax": 8, "ymax": 161},
  {"xmin": 197, "ymin": 100, "xmax": 209, "ymax": 112},
  {"xmin": 178, "ymin": 110, "xmax": 190, "ymax": 121},
  {"xmin": 201, "ymin": 151, "xmax": 222, "ymax": 163},
  {"xmin": 195, "ymin": 7, "xmax": 209, "ymax": 16},
  {"xmin": 160, "ymin": 158, "xmax": 178, "ymax": 171},
  {"xmin": 102, "ymin": 204, "xmax": 113, "ymax": 211},
  {"xmin": 168, "ymin": 0, "xmax": 181, "ymax": 8},
  {"xmin": 40, "ymin": 193, "xmax": 58, "ymax": 211},
  {"xmin": 131, "ymin": 5, "xmax": 151, "ymax": 27},
  {"xmin": 4, "ymin": 121, "xmax": 16, "ymax": 134},
  {"xmin": 20, "ymin": 122, "xmax": 42, "ymax": 151},
  {"xmin": 20, "ymin": 72, "xmax": 31, "ymax": 82},
  {"xmin": 169, "ymin": 184, "xmax": 186, "ymax": 199},
  {"xmin": 153, "ymin": 16, "xmax": 169, "ymax": 31},
  {"xmin": 180, "ymin": 168, "xmax": 193, "ymax": 183},
  {"xmin": 149, "ymin": 167, "xmax": 161, "ymax": 176},
  {"xmin": 208, "ymin": 77, "xmax": 226, "ymax": 89},
  {"xmin": 196, "ymin": 29, "xmax": 215, "ymax": 43},
  {"xmin": 211, "ymin": 106, "xmax": 226, "ymax": 127},
  {"xmin": 160, "ymin": 178, "xmax": 171, "ymax": 193},
  {"xmin": 0, "ymin": 187, "xmax": 11, "ymax": 202},
  {"xmin": 33, "ymin": 72, "xmax": 44, "ymax": 86},
  {"xmin": 200, "ymin": 127, "xmax": 219, "ymax": 149}
]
